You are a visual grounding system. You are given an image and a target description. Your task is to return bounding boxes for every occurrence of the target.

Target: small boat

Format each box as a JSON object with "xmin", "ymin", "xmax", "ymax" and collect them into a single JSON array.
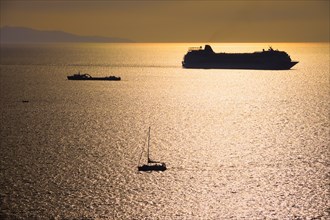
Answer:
[
  {"xmin": 67, "ymin": 72, "xmax": 121, "ymax": 81},
  {"xmin": 138, "ymin": 127, "xmax": 167, "ymax": 172}
]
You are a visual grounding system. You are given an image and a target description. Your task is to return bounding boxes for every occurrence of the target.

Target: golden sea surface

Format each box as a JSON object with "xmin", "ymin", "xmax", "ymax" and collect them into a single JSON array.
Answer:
[{"xmin": 0, "ymin": 43, "xmax": 329, "ymax": 219}]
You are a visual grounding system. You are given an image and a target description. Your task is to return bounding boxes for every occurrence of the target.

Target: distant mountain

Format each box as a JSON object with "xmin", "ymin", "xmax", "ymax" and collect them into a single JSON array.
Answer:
[{"xmin": 0, "ymin": 26, "xmax": 134, "ymax": 43}]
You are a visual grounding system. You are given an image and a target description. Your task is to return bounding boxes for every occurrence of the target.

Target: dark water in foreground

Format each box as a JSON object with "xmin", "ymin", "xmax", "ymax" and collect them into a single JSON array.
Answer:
[{"xmin": 0, "ymin": 43, "xmax": 329, "ymax": 219}]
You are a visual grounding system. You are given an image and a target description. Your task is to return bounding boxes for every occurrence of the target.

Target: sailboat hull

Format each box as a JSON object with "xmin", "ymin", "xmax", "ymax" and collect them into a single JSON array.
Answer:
[{"xmin": 138, "ymin": 163, "xmax": 167, "ymax": 172}]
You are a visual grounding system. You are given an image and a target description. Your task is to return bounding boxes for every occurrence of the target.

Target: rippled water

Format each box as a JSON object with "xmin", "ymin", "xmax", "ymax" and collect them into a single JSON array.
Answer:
[{"xmin": 0, "ymin": 43, "xmax": 329, "ymax": 219}]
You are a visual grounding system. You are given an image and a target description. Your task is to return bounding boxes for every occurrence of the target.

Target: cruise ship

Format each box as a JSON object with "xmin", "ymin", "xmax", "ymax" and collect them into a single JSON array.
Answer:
[{"xmin": 182, "ymin": 45, "xmax": 298, "ymax": 70}]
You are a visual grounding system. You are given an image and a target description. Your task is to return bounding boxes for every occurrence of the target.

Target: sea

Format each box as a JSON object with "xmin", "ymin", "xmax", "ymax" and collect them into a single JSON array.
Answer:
[{"xmin": 0, "ymin": 43, "xmax": 329, "ymax": 219}]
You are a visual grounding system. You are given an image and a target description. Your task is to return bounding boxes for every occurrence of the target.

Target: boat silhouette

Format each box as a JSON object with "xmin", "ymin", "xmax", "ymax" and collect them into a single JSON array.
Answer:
[
  {"xmin": 182, "ymin": 45, "xmax": 298, "ymax": 70},
  {"xmin": 138, "ymin": 127, "xmax": 166, "ymax": 172},
  {"xmin": 67, "ymin": 72, "xmax": 121, "ymax": 81}
]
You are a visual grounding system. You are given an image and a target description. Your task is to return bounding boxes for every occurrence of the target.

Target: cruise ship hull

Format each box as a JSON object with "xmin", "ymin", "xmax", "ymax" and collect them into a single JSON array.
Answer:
[{"xmin": 182, "ymin": 61, "xmax": 298, "ymax": 70}]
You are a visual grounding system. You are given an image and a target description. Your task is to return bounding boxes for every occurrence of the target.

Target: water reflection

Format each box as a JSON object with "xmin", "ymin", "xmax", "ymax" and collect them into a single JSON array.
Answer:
[{"xmin": 0, "ymin": 43, "xmax": 329, "ymax": 219}]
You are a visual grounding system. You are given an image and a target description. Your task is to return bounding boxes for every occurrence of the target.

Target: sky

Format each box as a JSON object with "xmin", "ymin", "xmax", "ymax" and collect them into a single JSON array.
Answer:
[{"xmin": 0, "ymin": 0, "xmax": 329, "ymax": 42}]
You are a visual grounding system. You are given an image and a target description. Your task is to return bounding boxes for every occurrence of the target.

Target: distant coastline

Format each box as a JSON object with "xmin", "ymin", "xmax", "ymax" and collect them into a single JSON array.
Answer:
[
  {"xmin": 1, "ymin": 26, "xmax": 328, "ymax": 44},
  {"xmin": 0, "ymin": 26, "xmax": 134, "ymax": 43}
]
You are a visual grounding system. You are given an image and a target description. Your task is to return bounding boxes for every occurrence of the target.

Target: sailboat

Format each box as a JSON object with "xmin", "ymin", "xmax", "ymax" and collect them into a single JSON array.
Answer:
[{"xmin": 138, "ymin": 127, "xmax": 167, "ymax": 172}]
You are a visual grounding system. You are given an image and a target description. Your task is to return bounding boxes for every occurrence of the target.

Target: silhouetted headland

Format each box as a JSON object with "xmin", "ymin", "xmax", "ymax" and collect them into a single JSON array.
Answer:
[
  {"xmin": 182, "ymin": 45, "xmax": 298, "ymax": 70},
  {"xmin": 0, "ymin": 26, "xmax": 134, "ymax": 43}
]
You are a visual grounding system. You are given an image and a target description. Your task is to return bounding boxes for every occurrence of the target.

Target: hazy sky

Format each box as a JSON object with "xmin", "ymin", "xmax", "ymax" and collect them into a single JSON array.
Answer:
[{"xmin": 1, "ymin": 0, "xmax": 329, "ymax": 42}]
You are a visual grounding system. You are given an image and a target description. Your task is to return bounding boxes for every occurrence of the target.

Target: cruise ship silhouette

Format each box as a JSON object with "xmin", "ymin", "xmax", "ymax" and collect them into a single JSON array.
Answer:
[{"xmin": 182, "ymin": 45, "xmax": 298, "ymax": 70}]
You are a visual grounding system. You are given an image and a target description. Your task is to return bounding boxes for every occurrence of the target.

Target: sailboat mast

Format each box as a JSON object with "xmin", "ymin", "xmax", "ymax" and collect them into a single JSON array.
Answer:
[{"xmin": 147, "ymin": 126, "xmax": 151, "ymax": 162}]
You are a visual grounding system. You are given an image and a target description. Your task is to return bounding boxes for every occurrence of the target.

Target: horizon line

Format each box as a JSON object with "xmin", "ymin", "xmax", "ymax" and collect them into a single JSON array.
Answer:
[{"xmin": 1, "ymin": 26, "xmax": 329, "ymax": 44}]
